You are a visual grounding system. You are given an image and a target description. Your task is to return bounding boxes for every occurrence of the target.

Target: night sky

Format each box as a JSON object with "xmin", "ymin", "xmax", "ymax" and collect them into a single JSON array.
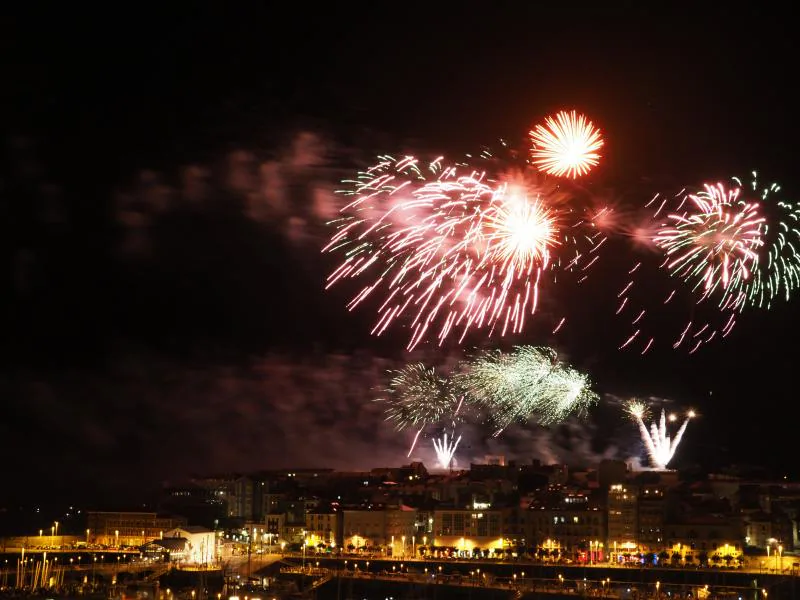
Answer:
[{"xmin": 2, "ymin": 5, "xmax": 798, "ymax": 505}]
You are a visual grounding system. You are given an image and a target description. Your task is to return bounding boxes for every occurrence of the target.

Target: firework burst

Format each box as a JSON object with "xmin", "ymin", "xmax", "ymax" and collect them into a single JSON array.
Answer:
[
  {"xmin": 432, "ymin": 432, "xmax": 462, "ymax": 469},
  {"xmin": 378, "ymin": 363, "xmax": 458, "ymax": 430},
  {"xmin": 612, "ymin": 173, "xmax": 800, "ymax": 354},
  {"xmin": 652, "ymin": 172, "xmax": 800, "ymax": 311},
  {"xmin": 324, "ymin": 153, "xmax": 600, "ymax": 350},
  {"xmin": 625, "ymin": 400, "xmax": 695, "ymax": 469},
  {"xmin": 454, "ymin": 345, "xmax": 597, "ymax": 435},
  {"xmin": 718, "ymin": 173, "xmax": 800, "ymax": 310},
  {"xmin": 376, "ymin": 363, "xmax": 466, "ymax": 456},
  {"xmin": 654, "ymin": 181, "xmax": 764, "ymax": 310},
  {"xmin": 530, "ymin": 110, "xmax": 604, "ymax": 179}
]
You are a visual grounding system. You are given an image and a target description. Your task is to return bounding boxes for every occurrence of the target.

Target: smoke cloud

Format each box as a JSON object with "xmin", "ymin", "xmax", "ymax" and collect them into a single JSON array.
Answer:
[
  {"xmin": 0, "ymin": 351, "xmax": 641, "ymax": 500},
  {"xmin": 0, "ymin": 131, "xmax": 691, "ymax": 504},
  {"xmin": 113, "ymin": 131, "xmax": 340, "ymax": 259}
]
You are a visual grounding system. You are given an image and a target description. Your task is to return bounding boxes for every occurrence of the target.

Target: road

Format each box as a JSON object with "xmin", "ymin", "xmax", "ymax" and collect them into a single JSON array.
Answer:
[
  {"xmin": 279, "ymin": 551, "xmax": 799, "ymax": 577},
  {"xmin": 279, "ymin": 565, "xmax": 683, "ymax": 600}
]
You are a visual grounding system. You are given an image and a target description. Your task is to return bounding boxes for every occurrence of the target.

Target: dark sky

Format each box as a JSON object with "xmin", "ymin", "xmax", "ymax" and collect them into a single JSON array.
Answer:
[{"xmin": 2, "ymin": 5, "xmax": 798, "ymax": 505}]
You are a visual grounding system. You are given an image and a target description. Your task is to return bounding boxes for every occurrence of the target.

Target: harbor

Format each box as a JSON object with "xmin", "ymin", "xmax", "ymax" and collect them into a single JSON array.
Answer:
[{"xmin": 1, "ymin": 551, "xmax": 797, "ymax": 600}]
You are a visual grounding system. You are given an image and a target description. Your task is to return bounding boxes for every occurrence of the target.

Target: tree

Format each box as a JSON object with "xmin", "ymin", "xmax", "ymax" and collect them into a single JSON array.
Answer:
[
  {"xmin": 671, "ymin": 551, "xmax": 682, "ymax": 566},
  {"xmin": 698, "ymin": 551, "xmax": 709, "ymax": 566},
  {"xmin": 723, "ymin": 554, "xmax": 734, "ymax": 567},
  {"xmin": 658, "ymin": 550, "xmax": 670, "ymax": 564}
]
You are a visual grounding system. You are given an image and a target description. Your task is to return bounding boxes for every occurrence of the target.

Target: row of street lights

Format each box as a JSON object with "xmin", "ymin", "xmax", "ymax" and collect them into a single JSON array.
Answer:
[
  {"xmin": 37, "ymin": 521, "xmax": 59, "ymax": 545},
  {"xmin": 766, "ymin": 543, "xmax": 784, "ymax": 573},
  {"xmin": 38, "ymin": 526, "xmax": 167, "ymax": 548},
  {"xmin": 389, "ymin": 535, "xmax": 415, "ymax": 558}
]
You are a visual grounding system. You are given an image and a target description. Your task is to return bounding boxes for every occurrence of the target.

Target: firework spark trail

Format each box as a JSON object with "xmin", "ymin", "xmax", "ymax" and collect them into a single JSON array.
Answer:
[
  {"xmin": 325, "ymin": 154, "xmax": 602, "ymax": 349},
  {"xmin": 669, "ymin": 411, "xmax": 694, "ymax": 455},
  {"xmin": 625, "ymin": 400, "xmax": 694, "ymax": 469},
  {"xmin": 377, "ymin": 363, "xmax": 468, "ymax": 456},
  {"xmin": 377, "ymin": 363, "xmax": 457, "ymax": 432},
  {"xmin": 530, "ymin": 110, "xmax": 604, "ymax": 179},
  {"xmin": 455, "ymin": 346, "xmax": 598, "ymax": 435},
  {"xmin": 731, "ymin": 173, "xmax": 800, "ymax": 309},
  {"xmin": 614, "ymin": 172, "xmax": 800, "ymax": 354},
  {"xmin": 652, "ymin": 173, "xmax": 800, "ymax": 314},
  {"xmin": 377, "ymin": 346, "xmax": 596, "ymax": 456},
  {"xmin": 655, "ymin": 181, "xmax": 764, "ymax": 310},
  {"xmin": 627, "ymin": 400, "xmax": 658, "ymax": 460},
  {"xmin": 614, "ymin": 188, "xmax": 744, "ymax": 354},
  {"xmin": 407, "ymin": 428, "xmax": 423, "ymax": 457},
  {"xmin": 432, "ymin": 432, "xmax": 462, "ymax": 469}
]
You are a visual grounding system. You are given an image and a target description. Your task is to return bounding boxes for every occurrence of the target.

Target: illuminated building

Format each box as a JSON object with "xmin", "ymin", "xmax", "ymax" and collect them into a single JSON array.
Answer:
[
  {"xmin": 232, "ymin": 476, "xmax": 255, "ymax": 520},
  {"xmin": 263, "ymin": 513, "xmax": 284, "ymax": 540},
  {"xmin": 242, "ymin": 522, "xmax": 282, "ymax": 552},
  {"xmin": 637, "ymin": 485, "xmax": 666, "ymax": 553},
  {"xmin": 526, "ymin": 504, "xmax": 605, "ymax": 556},
  {"xmin": 743, "ymin": 511, "xmax": 773, "ymax": 549},
  {"xmin": 524, "ymin": 489, "xmax": 606, "ymax": 560},
  {"xmin": 162, "ymin": 526, "xmax": 217, "ymax": 564},
  {"xmin": 607, "ymin": 484, "xmax": 638, "ymax": 560},
  {"xmin": 304, "ymin": 510, "xmax": 337, "ymax": 548},
  {"xmin": 663, "ymin": 516, "xmax": 744, "ymax": 563},
  {"xmin": 86, "ymin": 511, "xmax": 187, "ymax": 546},
  {"xmin": 385, "ymin": 506, "xmax": 417, "ymax": 557},
  {"xmin": 432, "ymin": 507, "xmax": 504, "ymax": 554},
  {"xmin": 341, "ymin": 509, "xmax": 386, "ymax": 550}
]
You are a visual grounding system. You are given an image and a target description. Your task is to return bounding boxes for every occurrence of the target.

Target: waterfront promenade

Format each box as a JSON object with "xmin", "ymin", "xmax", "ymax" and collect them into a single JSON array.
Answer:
[
  {"xmin": 0, "ymin": 551, "xmax": 796, "ymax": 599},
  {"xmin": 275, "ymin": 555, "xmax": 797, "ymax": 599}
]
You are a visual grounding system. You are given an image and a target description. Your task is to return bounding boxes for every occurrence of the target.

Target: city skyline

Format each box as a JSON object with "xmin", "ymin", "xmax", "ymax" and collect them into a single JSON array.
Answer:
[
  {"xmin": 2, "ymin": 5, "xmax": 799, "ymax": 504},
  {"xmin": 2, "ymin": 456, "xmax": 796, "ymax": 559}
]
